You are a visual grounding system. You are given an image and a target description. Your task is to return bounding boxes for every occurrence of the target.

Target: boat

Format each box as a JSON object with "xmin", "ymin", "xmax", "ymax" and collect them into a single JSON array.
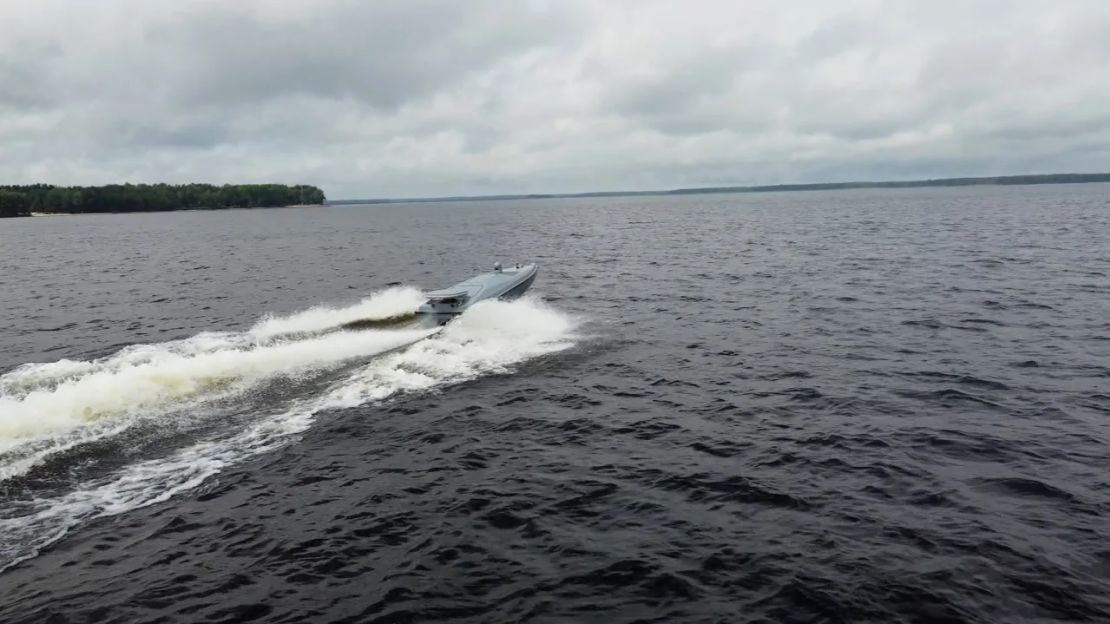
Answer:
[{"xmin": 416, "ymin": 262, "xmax": 538, "ymax": 322}]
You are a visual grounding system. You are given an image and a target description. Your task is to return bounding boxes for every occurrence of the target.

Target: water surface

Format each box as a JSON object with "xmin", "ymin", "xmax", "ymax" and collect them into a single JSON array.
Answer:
[{"xmin": 1, "ymin": 185, "xmax": 1108, "ymax": 622}]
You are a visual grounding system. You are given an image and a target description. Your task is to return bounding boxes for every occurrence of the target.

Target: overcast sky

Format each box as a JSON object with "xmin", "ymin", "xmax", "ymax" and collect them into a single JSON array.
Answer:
[{"xmin": 2, "ymin": 0, "xmax": 1109, "ymax": 198}]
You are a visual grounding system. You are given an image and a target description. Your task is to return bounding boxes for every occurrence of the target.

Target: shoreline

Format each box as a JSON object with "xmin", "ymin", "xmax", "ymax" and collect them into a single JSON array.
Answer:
[
  {"xmin": 1, "ymin": 183, "xmax": 326, "ymax": 217},
  {"xmin": 332, "ymin": 172, "xmax": 1110, "ymax": 205},
  {"xmin": 13, "ymin": 204, "xmax": 322, "ymax": 218}
]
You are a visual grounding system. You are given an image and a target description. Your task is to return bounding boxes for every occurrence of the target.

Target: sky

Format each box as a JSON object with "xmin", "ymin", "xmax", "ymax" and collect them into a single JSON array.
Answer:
[{"xmin": 2, "ymin": 0, "xmax": 1110, "ymax": 199}]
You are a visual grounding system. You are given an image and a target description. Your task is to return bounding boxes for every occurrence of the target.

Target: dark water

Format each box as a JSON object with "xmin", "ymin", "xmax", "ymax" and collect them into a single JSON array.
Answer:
[{"xmin": 1, "ymin": 184, "xmax": 1109, "ymax": 623}]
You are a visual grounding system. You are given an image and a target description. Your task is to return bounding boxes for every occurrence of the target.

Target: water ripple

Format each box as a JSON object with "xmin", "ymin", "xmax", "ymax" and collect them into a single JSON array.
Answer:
[{"xmin": 2, "ymin": 186, "xmax": 1110, "ymax": 622}]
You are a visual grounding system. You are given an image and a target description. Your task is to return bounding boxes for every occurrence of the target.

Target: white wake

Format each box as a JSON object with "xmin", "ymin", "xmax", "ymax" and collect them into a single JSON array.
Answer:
[
  {"xmin": 0, "ymin": 287, "xmax": 434, "ymax": 475},
  {"xmin": 0, "ymin": 292, "xmax": 576, "ymax": 572}
]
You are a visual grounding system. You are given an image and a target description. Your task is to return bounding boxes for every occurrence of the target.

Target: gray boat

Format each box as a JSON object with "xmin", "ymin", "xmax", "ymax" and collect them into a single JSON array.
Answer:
[{"xmin": 416, "ymin": 262, "xmax": 538, "ymax": 322}]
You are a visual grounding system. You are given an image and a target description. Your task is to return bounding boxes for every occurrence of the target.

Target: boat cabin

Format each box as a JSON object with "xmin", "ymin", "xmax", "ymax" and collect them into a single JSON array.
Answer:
[{"xmin": 421, "ymin": 290, "xmax": 471, "ymax": 313}]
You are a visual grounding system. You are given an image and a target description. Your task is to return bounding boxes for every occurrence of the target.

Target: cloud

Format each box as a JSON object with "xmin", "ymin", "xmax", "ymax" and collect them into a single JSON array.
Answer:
[
  {"xmin": 1, "ymin": 0, "xmax": 1109, "ymax": 197},
  {"xmin": 151, "ymin": 1, "xmax": 583, "ymax": 111}
]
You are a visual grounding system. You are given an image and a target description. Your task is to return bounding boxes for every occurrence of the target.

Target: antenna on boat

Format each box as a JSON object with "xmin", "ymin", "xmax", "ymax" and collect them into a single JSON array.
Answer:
[{"xmin": 494, "ymin": 261, "xmax": 502, "ymax": 272}]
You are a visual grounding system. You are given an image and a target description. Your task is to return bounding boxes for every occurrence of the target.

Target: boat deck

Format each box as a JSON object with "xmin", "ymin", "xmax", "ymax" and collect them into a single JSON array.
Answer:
[{"xmin": 424, "ymin": 264, "xmax": 536, "ymax": 302}]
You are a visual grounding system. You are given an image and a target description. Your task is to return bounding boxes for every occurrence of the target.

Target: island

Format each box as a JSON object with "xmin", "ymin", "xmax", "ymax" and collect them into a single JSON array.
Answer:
[{"xmin": 0, "ymin": 183, "xmax": 326, "ymax": 218}]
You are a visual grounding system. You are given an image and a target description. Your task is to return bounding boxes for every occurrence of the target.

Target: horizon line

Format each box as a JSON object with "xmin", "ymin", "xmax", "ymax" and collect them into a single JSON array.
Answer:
[{"xmin": 329, "ymin": 171, "xmax": 1110, "ymax": 205}]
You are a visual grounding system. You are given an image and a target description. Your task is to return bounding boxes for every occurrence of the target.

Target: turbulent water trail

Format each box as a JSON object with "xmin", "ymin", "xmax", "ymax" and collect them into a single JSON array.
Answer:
[
  {"xmin": 0, "ymin": 287, "xmax": 431, "ymax": 472},
  {"xmin": 324, "ymin": 297, "xmax": 577, "ymax": 409},
  {"xmin": 249, "ymin": 287, "xmax": 426, "ymax": 341},
  {"xmin": 0, "ymin": 291, "xmax": 577, "ymax": 572}
]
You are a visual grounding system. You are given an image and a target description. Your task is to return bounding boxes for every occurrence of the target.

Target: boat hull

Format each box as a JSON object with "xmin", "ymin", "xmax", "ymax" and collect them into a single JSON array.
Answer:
[{"xmin": 499, "ymin": 269, "xmax": 536, "ymax": 300}]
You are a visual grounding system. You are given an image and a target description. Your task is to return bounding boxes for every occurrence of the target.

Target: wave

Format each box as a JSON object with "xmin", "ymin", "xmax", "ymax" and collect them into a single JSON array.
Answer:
[
  {"xmin": 0, "ymin": 315, "xmax": 435, "ymax": 477},
  {"xmin": 0, "ymin": 293, "xmax": 576, "ymax": 572},
  {"xmin": 248, "ymin": 286, "xmax": 426, "ymax": 341},
  {"xmin": 323, "ymin": 297, "xmax": 576, "ymax": 409}
]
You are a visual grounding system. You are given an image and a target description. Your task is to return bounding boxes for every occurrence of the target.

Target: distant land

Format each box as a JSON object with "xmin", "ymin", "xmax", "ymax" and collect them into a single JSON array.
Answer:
[
  {"xmin": 0, "ymin": 183, "xmax": 326, "ymax": 218},
  {"xmin": 330, "ymin": 173, "xmax": 1110, "ymax": 205}
]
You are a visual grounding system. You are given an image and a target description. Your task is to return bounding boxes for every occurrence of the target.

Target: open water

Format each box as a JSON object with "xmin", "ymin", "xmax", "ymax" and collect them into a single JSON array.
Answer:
[{"xmin": 1, "ymin": 184, "xmax": 1108, "ymax": 623}]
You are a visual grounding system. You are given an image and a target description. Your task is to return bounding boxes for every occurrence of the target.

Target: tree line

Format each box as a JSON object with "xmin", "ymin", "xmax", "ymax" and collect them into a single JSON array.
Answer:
[{"xmin": 0, "ymin": 183, "xmax": 326, "ymax": 217}]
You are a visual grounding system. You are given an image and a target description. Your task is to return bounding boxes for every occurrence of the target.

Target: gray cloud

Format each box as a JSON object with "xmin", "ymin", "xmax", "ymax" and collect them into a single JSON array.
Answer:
[
  {"xmin": 1, "ymin": 0, "xmax": 1109, "ymax": 198},
  {"xmin": 153, "ymin": 1, "xmax": 583, "ymax": 111}
]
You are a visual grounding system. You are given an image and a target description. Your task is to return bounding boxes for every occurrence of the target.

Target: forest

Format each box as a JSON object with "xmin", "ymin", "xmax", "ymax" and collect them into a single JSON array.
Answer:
[{"xmin": 0, "ymin": 183, "xmax": 326, "ymax": 217}]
